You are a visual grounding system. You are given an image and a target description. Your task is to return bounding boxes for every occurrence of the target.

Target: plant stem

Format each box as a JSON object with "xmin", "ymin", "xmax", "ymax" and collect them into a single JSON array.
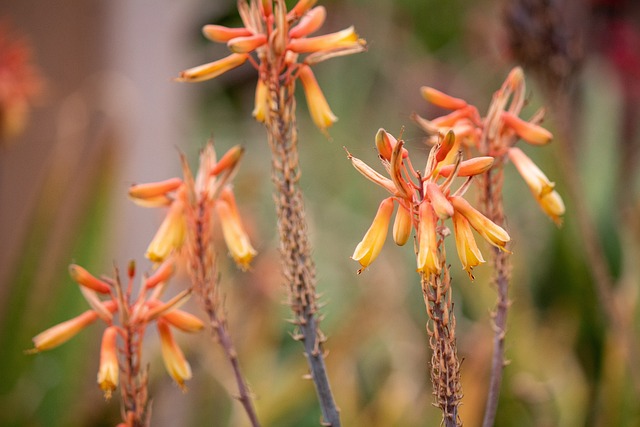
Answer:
[
  {"xmin": 189, "ymin": 200, "xmax": 261, "ymax": 427},
  {"xmin": 422, "ymin": 265, "xmax": 462, "ymax": 427},
  {"xmin": 264, "ymin": 76, "xmax": 341, "ymax": 426},
  {"xmin": 480, "ymin": 165, "xmax": 510, "ymax": 427}
]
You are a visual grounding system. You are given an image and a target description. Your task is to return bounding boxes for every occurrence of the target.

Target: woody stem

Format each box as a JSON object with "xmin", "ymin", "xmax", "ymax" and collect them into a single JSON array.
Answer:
[{"xmin": 265, "ymin": 75, "xmax": 341, "ymax": 426}]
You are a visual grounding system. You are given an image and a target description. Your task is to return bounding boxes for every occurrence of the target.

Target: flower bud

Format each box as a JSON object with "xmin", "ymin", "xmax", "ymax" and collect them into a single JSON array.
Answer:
[
  {"xmin": 420, "ymin": 86, "xmax": 467, "ymax": 110},
  {"xmin": 289, "ymin": 6, "xmax": 326, "ymax": 38},
  {"xmin": 392, "ymin": 203, "xmax": 413, "ymax": 246},
  {"xmin": 450, "ymin": 196, "xmax": 510, "ymax": 251},
  {"xmin": 69, "ymin": 265, "xmax": 111, "ymax": 294},
  {"xmin": 202, "ymin": 25, "xmax": 252, "ymax": 43},
  {"xmin": 177, "ymin": 53, "xmax": 248, "ymax": 83},
  {"xmin": 227, "ymin": 34, "xmax": 267, "ymax": 54},
  {"xmin": 502, "ymin": 111, "xmax": 552, "ymax": 145},
  {"xmin": 146, "ymin": 197, "xmax": 186, "ymax": 263},
  {"xmin": 216, "ymin": 189, "xmax": 257, "ymax": 270}
]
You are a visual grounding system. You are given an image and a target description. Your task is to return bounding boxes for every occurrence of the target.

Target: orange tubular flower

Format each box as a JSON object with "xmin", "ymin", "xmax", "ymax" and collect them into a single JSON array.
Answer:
[
  {"xmin": 97, "ymin": 326, "xmax": 119, "ymax": 399},
  {"xmin": 452, "ymin": 211, "xmax": 485, "ymax": 279},
  {"xmin": 298, "ymin": 65, "xmax": 337, "ymax": 131},
  {"xmin": 216, "ymin": 189, "xmax": 257, "ymax": 270},
  {"xmin": 69, "ymin": 264, "xmax": 111, "ymax": 294},
  {"xmin": 416, "ymin": 202, "xmax": 440, "ymax": 274},
  {"xmin": 421, "ymin": 86, "xmax": 468, "ymax": 110},
  {"xmin": 146, "ymin": 194, "xmax": 187, "ymax": 263},
  {"xmin": 157, "ymin": 320, "xmax": 192, "ymax": 390},
  {"xmin": 227, "ymin": 34, "xmax": 267, "ymax": 54},
  {"xmin": 177, "ymin": 0, "xmax": 366, "ymax": 133},
  {"xmin": 508, "ymin": 146, "xmax": 556, "ymax": 196},
  {"xmin": 288, "ymin": 26, "xmax": 362, "ymax": 53},
  {"xmin": 289, "ymin": 6, "xmax": 326, "ymax": 38},
  {"xmin": 31, "ymin": 310, "xmax": 99, "ymax": 352},
  {"xmin": 352, "ymin": 197, "xmax": 394, "ymax": 273},
  {"xmin": 450, "ymin": 196, "xmax": 510, "ymax": 252},
  {"xmin": 202, "ymin": 25, "xmax": 252, "ymax": 43},
  {"xmin": 177, "ymin": 53, "xmax": 248, "ymax": 83}
]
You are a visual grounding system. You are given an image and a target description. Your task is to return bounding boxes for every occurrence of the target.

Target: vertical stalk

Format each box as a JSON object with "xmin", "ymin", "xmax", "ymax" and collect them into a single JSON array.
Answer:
[
  {"xmin": 189, "ymin": 200, "xmax": 261, "ymax": 427},
  {"xmin": 120, "ymin": 325, "xmax": 150, "ymax": 427},
  {"xmin": 422, "ymin": 261, "xmax": 462, "ymax": 426},
  {"xmin": 480, "ymin": 164, "xmax": 510, "ymax": 427},
  {"xmin": 264, "ymin": 73, "xmax": 341, "ymax": 426}
]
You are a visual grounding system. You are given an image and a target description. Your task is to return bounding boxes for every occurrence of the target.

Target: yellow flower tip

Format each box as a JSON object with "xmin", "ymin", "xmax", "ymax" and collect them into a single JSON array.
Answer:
[
  {"xmin": 287, "ymin": 26, "xmax": 359, "ymax": 53},
  {"xmin": 32, "ymin": 310, "xmax": 99, "ymax": 352},
  {"xmin": 420, "ymin": 86, "xmax": 467, "ymax": 110},
  {"xmin": 252, "ymin": 78, "xmax": 268, "ymax": 123},
  {"xmin": 540, "ymin": 190, "xmax": 565, "ymax": 226},
  {"xmin": 450, "ymin": 196, "xmax": 510, "ymax": 251},
  {"xmin": 508, "ymin": 147, "xmax": 555, "ymax": 197},
  {"xmin": 97, "ymin": 326, "xmax": 119, "ymax": 400},
  {"xmin": 416, "ymin": 202, "xmax": 441, "ymax": 275},
  {"xmin": 227, "ymin": 34, "xmax": 267, "ymax": 54},
  {"xmin": 145, "ymin": 199, "xmax": 187, "ymax": 263},
  {"xmin": 426, "ymin": 182, "xmax": 454, "ymax": 219},
  {"xmin": 69, "ymin": 264, "xmax": 111, "ymax": 294},
  {"xmin": 158, "ymin": 321, "xmax": 192, "ymax": 389},
  {"xmin": 393, "ymin": 203, "xmax": 413, "ymax": 246},
  {"xmin": 289, "ymin": 6, "xmax": 327, "ymax": 38},
  {"xmin": 452, "ymin": 211, "xmax": 485, "ymax": 280},
  {"xmin": 202, "ymin": 25, "xmax": 252, "ymax": 43},
  {"xmin": 502, "ymin": 111, "xmax": 553, "ymax": 145},
  {"xmin": 352, "ymin": 197, "xmax": 394, "ymax": 271},
  {"xmin": 216, "ymin": 196, "xmax": 257, "ymax": 271},
  {"xmin": 210, "ymin": 145, "xmax": 245, "ymax": 176},
  {"xmin": 298, "ymin": 65, "xmax": 337, "ymax": 131},
  {"xmin": 439, "ymin": 156, "xmax": 494, "ymax": 178},
  {"xmin": 176, "ymin": 53, "xmax": 248, "ymax": 83}
]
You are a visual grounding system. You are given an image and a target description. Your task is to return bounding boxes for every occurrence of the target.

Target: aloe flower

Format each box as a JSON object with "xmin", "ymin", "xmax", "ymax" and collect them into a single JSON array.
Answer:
[
  {"xmin": 348, "ymin": 128, "xmax": 509, "ymax": 278},
  {"xmin": 30, "ymin": 261, "xmax": 203, "ymax": 395},
  {"xmin": 176, "ymin": 0, "xmax": 366, "ymax": 132},
  {"xmin": 413, "ymin": 66, "xmax": 565, "ymax": 225}
]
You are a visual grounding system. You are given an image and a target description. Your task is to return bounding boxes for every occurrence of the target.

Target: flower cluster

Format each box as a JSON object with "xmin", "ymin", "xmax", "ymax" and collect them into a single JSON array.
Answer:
[
  {"xmin": 177, "ymin": 0, "xmax": 366, "ymax": 132},
  {"xmin": 0, "ymin": 23, "xmax": 43, "ymax": 141},
  {"xmin": 348, "ymin": 129, "xmax": 510, "ymax": 278},
  {"xmin": 413, "ymin": 67, "xmax": 565, "ymax": 225},
  {"xmin": 129, "ymin": 144, "xmax": 256, "ymax": 270},
  {"xmin": 30, "ymin": 261, "xmax": 204, "ymax": 395}
]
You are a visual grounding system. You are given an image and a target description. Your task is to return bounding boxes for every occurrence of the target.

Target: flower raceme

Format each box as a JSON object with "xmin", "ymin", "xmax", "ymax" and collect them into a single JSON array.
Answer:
[
  {"xmin": 348, "ymin": 129, "xmax": 509, "ymax": 278},
  {"xmin": 176, "ymin": 0, "xmax": 366, "ymax": 132},
  {"xmin": 129, "ymin": 144, "xmax": 256, "ymax": 270},
  {"xmin": 29, "ymin": 261, "xmax": 204, "ymax": 396},
  {"xmin": 413, "ymin": 67, "xmax": 565, "ymax": 225}
]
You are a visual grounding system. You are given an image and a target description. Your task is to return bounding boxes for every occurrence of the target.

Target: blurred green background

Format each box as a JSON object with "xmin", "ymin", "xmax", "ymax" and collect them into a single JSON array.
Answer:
[{"xmin": 1, "ymin": 0, "xmax": 640, "ymax": 426}]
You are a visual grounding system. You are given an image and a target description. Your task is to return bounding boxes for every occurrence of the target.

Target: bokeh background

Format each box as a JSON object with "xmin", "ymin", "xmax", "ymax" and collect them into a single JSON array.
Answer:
[{"xmin": 1, "ymin": 0, "xmax": 640, "ymax": 426}]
